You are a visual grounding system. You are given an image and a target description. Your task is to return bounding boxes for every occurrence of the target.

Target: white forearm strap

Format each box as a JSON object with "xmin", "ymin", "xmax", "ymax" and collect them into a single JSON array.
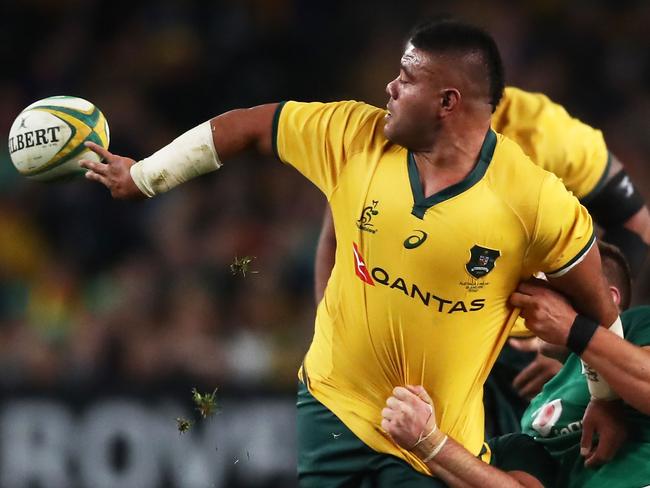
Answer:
[
  {"xmin": 422, "ymin": 435, "xmax": 448, "ymax": 463},
  {"xmin": 130, "ymin": 120, "xmax": 221, "ymax": 197},
  {"xmin": 581, "ymin": 316, "xmax": 623, "ymax": 400}
]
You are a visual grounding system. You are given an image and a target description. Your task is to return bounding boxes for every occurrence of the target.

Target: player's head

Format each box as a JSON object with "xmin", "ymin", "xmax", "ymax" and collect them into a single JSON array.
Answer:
[
  {"xmin": 598, "ymin": 241, "xmax": 632, "ymax": 311},
  {"xmin": 384, "ymin": 18, "xmax": 505, "ymax": 149}
]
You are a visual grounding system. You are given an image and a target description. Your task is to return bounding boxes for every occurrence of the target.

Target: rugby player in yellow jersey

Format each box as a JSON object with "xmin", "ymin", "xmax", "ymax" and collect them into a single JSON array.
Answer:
[
  {"xmin": 80, "ymin": 19, "xmax": 621, "ymax": 487},
  {"xmin": 315, "ymin": 85, "xmax": 650, "ymax": 439},
  {"xmin": 316, "ymin": 87, "xmax": 650, "ymax": 302}
]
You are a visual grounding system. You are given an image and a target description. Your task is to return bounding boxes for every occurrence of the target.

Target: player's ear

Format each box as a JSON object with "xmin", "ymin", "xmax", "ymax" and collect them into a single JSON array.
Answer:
[
  {"xmin": 439, "ymin": 89, "xmax": 460, "ymax": 115},
  {"xmin": 609, "ymin": 285, "xmax": 621, "ymax": 308}
]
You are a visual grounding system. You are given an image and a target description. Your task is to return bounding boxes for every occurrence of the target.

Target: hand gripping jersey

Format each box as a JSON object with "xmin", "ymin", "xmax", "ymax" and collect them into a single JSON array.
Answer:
[
  {"xmin": 274, "ymin": 100, "xmax": 594, "ymax": 475},
  {"xmin": 521, "ymin": 306, "xmax": 650, "ymax": 487}
]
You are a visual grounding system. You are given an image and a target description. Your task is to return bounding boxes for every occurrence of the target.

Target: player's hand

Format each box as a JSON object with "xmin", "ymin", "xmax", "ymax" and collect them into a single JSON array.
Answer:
[
  {"xmin": 381, "ymin": 385, "xmax": 436, "ymax": 450},
  {"xmin": 509, "ymin": 279, "xmax": 578, "ymax": 346},
  {"xmin": 80, "ymin": 142, "xmax": 145, "ymax": 199},
  {"xmin": 509, "ymin": 338, "xmax": 563, "ymax": 400},
  {"xmin": 580, "ymin": 398, "xmax": 627, "ymax": 468}
]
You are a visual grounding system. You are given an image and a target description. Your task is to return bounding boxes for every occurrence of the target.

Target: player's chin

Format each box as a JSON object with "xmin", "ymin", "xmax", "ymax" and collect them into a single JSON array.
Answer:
[
  {"xmin": 384, "ymin": 123, "xmax": 409, "ymax": 148},
  {"xmin": 383, "ymin": 117, "xmax": 398, "ymax": 142}
]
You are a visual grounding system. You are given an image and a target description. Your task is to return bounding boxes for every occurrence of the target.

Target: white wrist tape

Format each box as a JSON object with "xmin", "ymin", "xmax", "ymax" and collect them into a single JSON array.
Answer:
[
  {"xmin": 581, "ymin": 316, "xmax": 623, "ymax": 400},
  {"xmin": 130, "ymin": 120, "xmax": 221, "ymax": 197},
  {"xmin": 413, "ymin": 424, "xmax": 437, "ymax": 449},
  {"xmin": 422, "ymin": 435, "xmax": 448, "ymax": 463}
]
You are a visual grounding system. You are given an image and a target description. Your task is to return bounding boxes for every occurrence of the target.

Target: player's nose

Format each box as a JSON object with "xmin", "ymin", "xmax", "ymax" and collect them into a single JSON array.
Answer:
[{"xmin": 386, "ymin": 77, "xmax": 398, "ymax": 99}]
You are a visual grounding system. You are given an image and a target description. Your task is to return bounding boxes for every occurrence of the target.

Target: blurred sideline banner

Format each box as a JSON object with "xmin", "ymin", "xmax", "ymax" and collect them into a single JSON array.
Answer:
[{"xmin": 0, "ymin": 390, "xmax": 298, "ymax": 488}]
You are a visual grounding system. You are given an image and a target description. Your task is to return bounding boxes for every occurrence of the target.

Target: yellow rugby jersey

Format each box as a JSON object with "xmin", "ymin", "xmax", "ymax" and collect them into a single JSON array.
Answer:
[
  {"xmin": 273, "ymin": 100, "xmax": 594, "ymax": 475},
  {"xmin": 493, "ymin": 86, "xmax": 609, "ymax": 201}
]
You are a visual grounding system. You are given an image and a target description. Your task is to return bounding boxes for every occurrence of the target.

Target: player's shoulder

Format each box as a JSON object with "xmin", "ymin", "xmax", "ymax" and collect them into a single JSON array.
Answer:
[
  {"xmin": 493, "ymin": 87, "xmax": 609, "ymax": 199},
  {"xmin": 503, "ymin": 86, "xmax": 554, "ymax": 108},
  {"xmin": 496, "ymin": 86, "xmax": 600, "ymax": 139},
  {"xmin": 280, "ymin": 100, "xmax": 386, "ymax": 146},
  {"xmin": 621, "ymin": 306, "xmax": 650, "ymax": 343},
  {"xmin": 622, "ymin": 305, "xmax": 650, "ymax": 322},
  {"xmin": 487, "ymin": 132, "xmax": 570, "ymax": 216},
  {"xmin": 490, "ymin": 131, "xmax": 553, "ymax": 184},
  {"xmin": 493, "ymin": 86, "xmax": 549, "ymax": 126},
  {"xmin": 493, "ymin": 86, "xmax": 597, "ymax": 140},
  {"xmin": 281, "ymin": 100, "xmax": 384, "ymax": 123}
]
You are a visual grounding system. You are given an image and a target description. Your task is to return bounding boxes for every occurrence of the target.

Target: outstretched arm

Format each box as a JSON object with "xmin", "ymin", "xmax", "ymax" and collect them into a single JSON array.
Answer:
[
  {"xmin": 81, "ymin": 104, "xmax": 279, "ymax": 198},
  {"xmin": 580, "ymin": 330, "xmax": 650, "ymax": 414},
  {"xmin": 382, "ymin": 386, "xmax": 546, "ymax": 488},
  {"xmin": 211, "ymin": 104, "xmax": 278, "ymax": 159}
]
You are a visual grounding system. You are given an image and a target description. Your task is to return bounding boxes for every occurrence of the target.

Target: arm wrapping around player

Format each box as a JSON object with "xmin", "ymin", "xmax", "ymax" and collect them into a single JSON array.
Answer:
[
  {"xmin": 579, "ymin": 326, "xmax": 650, "ymax": 415},
  {"xmin": 584, "ymin": 155, "xmax": 650, "ymax": 272},
  {"xmin": 543, "ymin": 244, "xmax": 621, "ymax": 399},
  {"xmin": 381, "ymin": 386, "xmax": 544, "ymax": 488},
  {"xmin": 511, "ymin": 278, "xmax": 650, "ymax": 414}
]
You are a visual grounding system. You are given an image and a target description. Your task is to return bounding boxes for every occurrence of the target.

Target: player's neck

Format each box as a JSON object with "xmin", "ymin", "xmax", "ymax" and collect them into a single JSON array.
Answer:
[{"xmin": 412, "ymin": 121, "xmax": 490, "ymax": 198}]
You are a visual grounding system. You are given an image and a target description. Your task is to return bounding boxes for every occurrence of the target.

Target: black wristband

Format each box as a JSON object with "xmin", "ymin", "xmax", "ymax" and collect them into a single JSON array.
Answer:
[{"xmin": 566, "ymin": 315, "xmax": 600, "ymax": 356}]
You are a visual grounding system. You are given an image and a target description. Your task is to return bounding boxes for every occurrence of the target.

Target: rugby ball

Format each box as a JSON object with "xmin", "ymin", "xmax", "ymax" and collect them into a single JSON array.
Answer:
[{"xmin": 8, "ymin": 96, "xmax": 110, "ymax": 181}]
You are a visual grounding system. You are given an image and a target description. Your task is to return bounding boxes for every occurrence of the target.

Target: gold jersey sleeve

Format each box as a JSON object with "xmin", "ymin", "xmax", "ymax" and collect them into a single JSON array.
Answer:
[
  {"xmin": 493, "ymin": 87, "xmax": 609, "ymax": 201},
  {"xmin": 509, "ymin": 173, "xmax": 595, "ymax": 337},
  {"xmin": 273, "ymin": 100, "xmax": 385, "ymax": 199},
  {"xmin": 526, "ymin": 171, "xmax": 595, "ymax": 277}
]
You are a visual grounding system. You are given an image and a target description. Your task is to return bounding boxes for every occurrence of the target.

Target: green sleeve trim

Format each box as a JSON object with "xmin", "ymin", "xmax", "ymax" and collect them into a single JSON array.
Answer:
[
  {"xmin": 546, "ymin": 232, "xmax": 596, "ymax": 277},
  {"xmin": 271, "ymin": 101, "xmax": 287, "ymax": 160},
  {"xmin": 580, "ymin": 152, "xmax": 611, "ymax": 205}
]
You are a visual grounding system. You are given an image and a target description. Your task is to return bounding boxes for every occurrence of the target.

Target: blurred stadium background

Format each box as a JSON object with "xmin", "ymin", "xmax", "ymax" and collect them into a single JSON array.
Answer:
[{"xmin": 0, "ymin": 0, "xmax": 648, "ymax": 487}]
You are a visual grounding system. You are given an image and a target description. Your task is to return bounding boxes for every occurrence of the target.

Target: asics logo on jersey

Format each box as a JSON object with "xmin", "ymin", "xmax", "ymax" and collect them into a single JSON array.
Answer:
[
  {"xmin": 356, "ymin": 200, "xmax": 379, "ymax": 233},
  {"xmin": 403, "ymin": 230, "xmax": 428, "ymax": 249}
]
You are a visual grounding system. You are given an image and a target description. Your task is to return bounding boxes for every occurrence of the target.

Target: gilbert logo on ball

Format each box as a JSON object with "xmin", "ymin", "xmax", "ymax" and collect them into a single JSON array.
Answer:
[{"xmin": 8, "ymin": 96, "xmax": 110, "ymax": 181}]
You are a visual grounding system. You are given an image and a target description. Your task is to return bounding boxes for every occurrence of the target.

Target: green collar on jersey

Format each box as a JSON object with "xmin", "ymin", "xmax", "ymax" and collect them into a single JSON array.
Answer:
[{"xmin": 408, "ymin": 129, "xmax": 497, "ymax": 219}]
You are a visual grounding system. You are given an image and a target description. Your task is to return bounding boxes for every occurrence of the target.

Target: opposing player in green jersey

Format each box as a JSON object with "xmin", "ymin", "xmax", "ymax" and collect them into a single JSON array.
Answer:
[
  {"xmin": 383, "ymin": 242, "xmax": 650, "ymax": 487},
  {"xmin": 517, "ymin": 246, "xmax": 650, "ymax": 487},
  {"xmin": 80, "ymin": 19, "xmax": 623, "ymax": 486},
  {"xmin": 518, "ymin": 308, "xmax": 650, "ymax": 487}
]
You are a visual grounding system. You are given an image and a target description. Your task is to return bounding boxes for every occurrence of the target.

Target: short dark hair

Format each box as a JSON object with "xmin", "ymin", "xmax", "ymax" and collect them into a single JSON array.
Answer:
[
  {"xmin": 408, "ymin": 18, "xmax": 505, "ymax": 112},
  {"xmin": 598, "ymin": 240, "xmax": 632, "ymax": 310}
]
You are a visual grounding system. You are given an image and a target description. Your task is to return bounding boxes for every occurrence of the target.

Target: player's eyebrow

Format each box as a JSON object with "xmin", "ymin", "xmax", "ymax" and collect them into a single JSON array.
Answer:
[{"xmin": 400, "ymin": 63, "xmax": 414, "ymax": 79}]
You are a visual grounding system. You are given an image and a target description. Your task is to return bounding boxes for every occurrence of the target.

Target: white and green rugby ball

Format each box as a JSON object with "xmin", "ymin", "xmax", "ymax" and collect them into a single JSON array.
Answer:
[{"xmin": 8, "ymin": 96, "xmax": 110, "ymax": 181}]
